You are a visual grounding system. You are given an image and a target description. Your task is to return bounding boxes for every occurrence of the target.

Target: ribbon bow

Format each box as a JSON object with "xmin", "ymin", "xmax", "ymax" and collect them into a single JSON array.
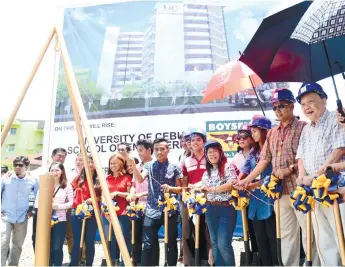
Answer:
[
  {"xmin": 290, "ymin": 185, "xmax": 315, "ymax": 213},
  {"xmin": 126, "ymin": 201, "xmax": 145, "ymax": 220},
  {"xmin": 311, "ymin": 171, "xmax": 343, "ymax": 208},
  {"xmin": 76, "ymin": 202, "xmax": 94, "ymax": 220},
  {"xmin": 51, "ymin": 212, "xmax": 59, "ymax": 227},
  {"xmin": 182, "ymin": 191, "xmax": 207, "ymax": 215},
  {"xmin": 158, "ymin": 192, "xmax": 179, "ymax": 214},
  {"xmin": 101, "ymin": 200, "xmax": 120, "ymax": 216},
  {"xmin": 260, "ymin": 175, "xmax": 283, "ymax": 200},
  {"xmin": 228, "ymin": 189, "xmax": 250, "ymax": 210}
]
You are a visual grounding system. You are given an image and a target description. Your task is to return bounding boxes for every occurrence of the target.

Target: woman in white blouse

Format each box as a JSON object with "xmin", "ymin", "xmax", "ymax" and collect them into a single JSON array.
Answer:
[
  {"xmin": 195, "ymin": 140, "xmax": 238, "ymax": 266},
  {"xmin": 48, "ymin": 162, "xmax": 73, "ymax": 266}
]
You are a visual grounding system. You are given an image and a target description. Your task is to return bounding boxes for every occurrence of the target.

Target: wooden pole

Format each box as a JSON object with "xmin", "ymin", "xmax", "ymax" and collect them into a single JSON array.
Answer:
[
  {"xmin": 34, "ymin": 174, "xmax": 54, "ymax": 266},
  {"xmin": 195, "ymin": 215, "xmax": 200, "ymax": 266},
  {"xmin": 275, "ymin": 199, "xmax": 284, "ymax": 266},
  {"xmin": 78, "ymin": 219, "xmax": 86, "ymax": 265},
  {"xmin": 1, "ymin": 28, "xmax": 55, "ymax": 146},
  {"xmin": 55, "ymin": 27, "xmax": 132, "ymax": 266},
  {"xmin": 333, "ymin": 201, "xmax": 345, "ymax": 265},
  {"xmin": 64, "ymin": 67, "xmax": 112, "ymax": 266},
  {"xmin": 164, "ymin": 208, "xmax": 169, "ymax": 266},
  {"xmin": 306, "ymin": 212, "xmax": 312, "ymax": 266}
]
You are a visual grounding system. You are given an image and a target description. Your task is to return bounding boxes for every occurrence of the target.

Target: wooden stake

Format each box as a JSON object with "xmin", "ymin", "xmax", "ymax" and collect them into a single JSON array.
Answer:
[
  {"xmin": 333, "ymin": 201, "xmax": 345, "ymax": 265},
  {"xmin": 55, "ymin": 27, "xmax": 132, "ymax": 266},
  {"xmin": 64, "ymin": 65, "xmax": 112, "ymax": 266},
  {"xmin": 34, "ymin": 174, "xmax": 54, "ymax": 266},
  {"xmin": 195, "ymin": 215, "xmax": 200, "ymax": 266},
  {"xmin": 1, "ymin": 28, "xmax": 55, "ymax": 146},
  {"xmin": 306, "ymin": 211, "xmax": 312, "ymax": 266},
  {"xmin": 164, "ymin": 209, "xmax": 169, "ymax": 266}
]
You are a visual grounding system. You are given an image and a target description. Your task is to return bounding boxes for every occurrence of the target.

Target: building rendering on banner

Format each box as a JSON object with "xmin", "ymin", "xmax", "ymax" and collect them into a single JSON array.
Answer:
[
  {"xmin": 97, "ymin": 28, "xmax": 144, "ymax": 95},
  {"xmin": 97, "ymin": 3, "xmax": 229, "ymax": 97}
]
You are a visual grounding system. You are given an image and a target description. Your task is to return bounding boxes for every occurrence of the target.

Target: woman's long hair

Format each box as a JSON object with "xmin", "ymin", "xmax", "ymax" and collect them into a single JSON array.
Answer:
[
  {"xmin": 78, "ymin": 155, "xmax": 101, "ymax": 194},
  {"xmin": 205, "ymin": 146, "xmax": 228, "ymax": 180},
  {"xmin": 108, "ymin": 153, "xmax": 126, "ymax": 176},
  {"xmin": 49, "ymin": 162, "xmax": 68, "ymax": 189}
]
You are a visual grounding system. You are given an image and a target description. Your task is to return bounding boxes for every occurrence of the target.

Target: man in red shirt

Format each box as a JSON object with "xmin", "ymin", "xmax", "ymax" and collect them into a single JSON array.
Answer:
[{"xmin": 181, "ymin": 129, "xmax": 209, "ymax": 266}]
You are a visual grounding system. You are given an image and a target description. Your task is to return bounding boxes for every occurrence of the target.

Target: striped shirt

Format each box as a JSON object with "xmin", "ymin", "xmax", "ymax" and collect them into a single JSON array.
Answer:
[
  {"xmin": 260, "ymin": 117, "xmax": 306, "ymax": 195},
  {"xmin": 35, "ymin": 184, "xmax": 73, "ymax": 221},
  {"xmin": 296, "ymin": 110, "xmax": 345, "ymax": 175}
]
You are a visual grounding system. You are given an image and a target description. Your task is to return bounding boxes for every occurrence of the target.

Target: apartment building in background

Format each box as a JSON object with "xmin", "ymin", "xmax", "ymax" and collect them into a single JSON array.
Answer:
[
  {"xmin": 97, "ymin": 28, "xmax": 144, "ymax": 95},
  {"xmin": 142, "ymin": 3, "xmax": 229, "ymax": 85},
  {"xmin": 97, "ymin": 2, "xmax": 229, "ymax": 96},
  {"xmin": 1, "ymin": 119, "xmax": 44, "ymax": 170}
]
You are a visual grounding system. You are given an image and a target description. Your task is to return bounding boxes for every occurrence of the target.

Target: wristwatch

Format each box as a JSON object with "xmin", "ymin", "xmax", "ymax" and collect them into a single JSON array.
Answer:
[{"xmin": 288, "ymin": 164, "xmax": 295, "ymax": 173}]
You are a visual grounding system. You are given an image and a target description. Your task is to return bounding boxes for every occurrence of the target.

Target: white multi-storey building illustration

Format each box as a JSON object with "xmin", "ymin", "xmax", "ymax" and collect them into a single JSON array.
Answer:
[{"xmin": 97, "ymin": 2, "xmax": 229, "ymax": 96}]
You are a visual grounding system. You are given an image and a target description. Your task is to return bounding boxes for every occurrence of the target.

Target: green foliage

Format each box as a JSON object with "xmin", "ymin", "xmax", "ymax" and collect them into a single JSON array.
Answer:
[
  {"xmin": 56, "ymin": 69, "xmax": 104, "ymax": 102},
  {"xmin": 122, "ymin": 84, "xmax": 141, "ymax": 98}
]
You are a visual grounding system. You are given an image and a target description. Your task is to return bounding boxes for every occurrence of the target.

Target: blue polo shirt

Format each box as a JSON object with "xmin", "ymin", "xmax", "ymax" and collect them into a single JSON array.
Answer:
[
  {"xmin": 144, "ymin": 160, "xmax": 183, "ymax": 219},
  {"xmin": 1, "ymin": 174, "xmax": 39, "ymax": 223}
]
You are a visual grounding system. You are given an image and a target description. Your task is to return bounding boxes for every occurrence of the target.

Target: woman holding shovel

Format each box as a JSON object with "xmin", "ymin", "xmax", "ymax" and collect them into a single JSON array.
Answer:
[
  {"xmin": 235, "ymin": 115, "xmax": 278, "ymax": 266},
  {"xmin": 196, "ymin": 140, "xmax": 238, "ymax": 266},
  {"xmin": 70, "ymin": 155, "xmax": 101, "ymax": 266},
  {"xmin": 103, "ymin": 153, "xmax": 132, "ymax": 265}
]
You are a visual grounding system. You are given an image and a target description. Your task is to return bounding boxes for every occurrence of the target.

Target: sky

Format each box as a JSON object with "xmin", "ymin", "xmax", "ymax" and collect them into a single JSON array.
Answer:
[{"xmin": 0, "ymin": 0, "xmax": 344, "ymax": 122}]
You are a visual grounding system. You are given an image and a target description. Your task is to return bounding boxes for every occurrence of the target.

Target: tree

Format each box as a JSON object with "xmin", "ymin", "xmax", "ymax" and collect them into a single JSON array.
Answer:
[{"xmin": 122, "ymin": 84, "xmax": 140, "ymax": 98}]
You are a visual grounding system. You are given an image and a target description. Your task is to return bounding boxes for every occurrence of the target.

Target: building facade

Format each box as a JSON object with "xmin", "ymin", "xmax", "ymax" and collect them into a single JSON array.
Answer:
[
  {"xmin": 1, "ymin": 120, "xmax": 44, "ymax": 170},
  {"xmin": 97, "ymin": 2, "xmax": 229, "ymax": 97}
]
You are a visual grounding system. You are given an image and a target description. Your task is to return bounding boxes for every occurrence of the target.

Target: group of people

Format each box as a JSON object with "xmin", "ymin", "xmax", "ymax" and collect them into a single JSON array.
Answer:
[{"xmin": 1, "ymin": 82, "xmax": 345, "ymax": 266}]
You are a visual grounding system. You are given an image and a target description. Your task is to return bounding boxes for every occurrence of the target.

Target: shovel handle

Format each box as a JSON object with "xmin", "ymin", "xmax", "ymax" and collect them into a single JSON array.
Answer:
[
  {"xmin": 241, "ymin": 209, "xmax": 249, "ymax": 241},
  {"xmin": 275, "ymin": 200, "xmax": 284, "ymax": 266},
  {"xmin": 333, "ymin": 200, "xmax": 345, "ymax": 265},
  {"xmin": 195, "ymin": 215, "xmax": 201, "ymax": 266},
  {"xmin": 79, "ymin": 219, "xmax": 86, "ymax": 265},
  {"xmin": 306, "ymin": 211, "xmax": 312, "ymax": 266},
  {"xmin": 164, "ymin": 209, "xmax": 168, "ymax": 266}
]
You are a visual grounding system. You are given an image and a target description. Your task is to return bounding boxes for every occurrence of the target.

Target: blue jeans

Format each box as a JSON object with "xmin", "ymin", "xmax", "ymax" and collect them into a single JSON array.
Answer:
[
  {"xmin": 70, "ymin": 210, "xmax": 97, "ymax": 266},
  {"xmin": 49, "ymin": 221, "xmax": 67, "ymax": 266},
  {"xmin": 102, "ymin": 215, "xmax": 131, "ymax": 261},
  {"xmin": 205, "ymin": 204, "xmax": 237, "ymax": 266}
]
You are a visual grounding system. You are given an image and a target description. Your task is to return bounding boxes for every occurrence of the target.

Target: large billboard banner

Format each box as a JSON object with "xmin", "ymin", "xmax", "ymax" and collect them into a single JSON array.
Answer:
[{"xmin": 50, "ymin": 0, "xmax": 288, "ymax": 169}]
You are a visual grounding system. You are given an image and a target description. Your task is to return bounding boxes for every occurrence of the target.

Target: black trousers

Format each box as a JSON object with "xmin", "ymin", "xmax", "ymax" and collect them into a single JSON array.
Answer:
[
  {"xmin": 252, "ymin": 213, "xmax": 278, "ymax": 266},
  {"xmin": 187, "ymin": 214, "xmax": 209, "ymax": 261},
  {"xmin": 132, "ymin": 216, "xmax": 144, "ymax": 265},
  {"xmin": 141, "ymin": 214, "xmax": 177, "ymax": 266},
  {"xmin": 32, "ymin": 208, "xmax": 38, "ymax": 251},
  {"xmin": 248, "ymin": 217, "xmax": 258, "ymax": 253}
]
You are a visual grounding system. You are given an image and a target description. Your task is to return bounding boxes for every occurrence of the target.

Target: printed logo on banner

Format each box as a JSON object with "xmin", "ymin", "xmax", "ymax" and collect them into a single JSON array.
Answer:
[{"xmin": 206, "ymin": 120, "xmax": 250, "ymax": 158}]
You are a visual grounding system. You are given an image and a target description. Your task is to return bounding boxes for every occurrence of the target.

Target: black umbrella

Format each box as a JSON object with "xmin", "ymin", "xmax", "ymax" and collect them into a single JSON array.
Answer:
[{"xmin": 240, "ymin": 0, "xmax": 345, "ymax": 116}]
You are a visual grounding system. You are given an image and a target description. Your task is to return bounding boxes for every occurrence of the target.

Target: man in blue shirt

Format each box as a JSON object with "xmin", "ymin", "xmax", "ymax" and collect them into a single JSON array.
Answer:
[
  {"xmin": 1, "ymin": 156, "xmax": 38, "ymax": 266},
  {"xmin": 131, "ymin": 138, "xmax": 183, "ymax": 266}
]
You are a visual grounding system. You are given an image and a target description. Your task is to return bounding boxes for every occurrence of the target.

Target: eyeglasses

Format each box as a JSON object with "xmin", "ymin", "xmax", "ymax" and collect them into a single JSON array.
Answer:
[
  {"xmin": 273, "ymin": 104, "xmax": 289, "ymax": 111},
  {"xmin": 13, "ymin": 163, "xmax": 24, "ymax": 168},
  {"xmin": 237, "ymin": 135, "xmax": 250, "ymax": 140}
]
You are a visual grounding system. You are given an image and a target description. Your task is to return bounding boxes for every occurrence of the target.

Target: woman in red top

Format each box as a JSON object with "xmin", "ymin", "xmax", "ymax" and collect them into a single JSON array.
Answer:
[
  {"xmin": 103, "ymin": 153, "xmax": 132, "ymax": 264},
  {"xmin": 70, "ymin": 155, "xmax": 101, "ymax": 266}
]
